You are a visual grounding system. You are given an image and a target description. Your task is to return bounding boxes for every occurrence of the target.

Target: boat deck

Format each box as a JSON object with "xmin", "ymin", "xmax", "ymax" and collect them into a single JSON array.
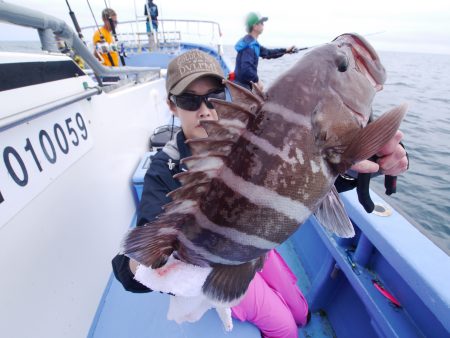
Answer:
[
  {"xmin": 87, "ymin": 238, "xmax": 335, "ymax": 338},
  {"xmin": 87, "ymin": 154, "xmax": 450, "ymax": 338}
]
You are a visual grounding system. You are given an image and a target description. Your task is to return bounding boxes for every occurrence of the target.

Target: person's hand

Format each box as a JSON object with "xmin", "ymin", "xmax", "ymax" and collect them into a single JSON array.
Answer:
[
  {"xmin": 350, "ymin": 130, "xmax": 408, "ymax": 175},
  {"xmin": 286, "ymin": 46, "xmax": 296, "ymax": 54}
]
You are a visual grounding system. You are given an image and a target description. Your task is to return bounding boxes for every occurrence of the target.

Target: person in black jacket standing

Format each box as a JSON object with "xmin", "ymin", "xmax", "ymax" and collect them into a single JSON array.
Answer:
[{"xmin": 234, "ymin": 12, "xmax": 295, "ymax": 91}]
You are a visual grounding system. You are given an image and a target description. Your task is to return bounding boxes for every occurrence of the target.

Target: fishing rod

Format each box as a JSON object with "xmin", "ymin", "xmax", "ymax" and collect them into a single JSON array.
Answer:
[
  {"xmin": 291, "ymin": 47, "xmax": 308, "ymax": 53},
  {"xmin": 103, "ymin": 0, "xmax": 126, "ymax": 66},
  {"xmin": 86, "ymin": 0, "xmax": 116, "ymax": 67},
  {"xmin": 292, "ymin": 31, "xmax": 387, "ymax": 53},
  {"xmin": 62, "ymin": 0, "xmax": 91, "ymax": 72},
  {"xmin": 65, "ymin": 0, "xmax": 84, "ymax": 40}
]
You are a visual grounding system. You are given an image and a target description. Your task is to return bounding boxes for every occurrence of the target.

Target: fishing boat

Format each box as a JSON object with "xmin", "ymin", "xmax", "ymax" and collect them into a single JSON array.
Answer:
[{"xmin": 0, "ymin": 2, "xmax": 449, "ymax": 337}]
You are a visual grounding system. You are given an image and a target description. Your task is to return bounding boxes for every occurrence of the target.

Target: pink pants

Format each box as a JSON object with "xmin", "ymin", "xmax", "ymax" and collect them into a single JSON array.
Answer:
[{"xmin": 231, "ymin": 249, "xmax": 309, "ymax": 338}]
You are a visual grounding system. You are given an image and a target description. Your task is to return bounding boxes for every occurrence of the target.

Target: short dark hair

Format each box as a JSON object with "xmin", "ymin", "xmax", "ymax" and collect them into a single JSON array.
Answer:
[{"xmin": 102, "ymin": 8, "xmax": 116, "ymax": 20}]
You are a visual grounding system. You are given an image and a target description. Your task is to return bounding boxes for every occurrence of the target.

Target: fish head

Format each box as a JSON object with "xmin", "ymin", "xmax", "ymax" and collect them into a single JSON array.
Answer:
[
  {"xmin": 329, "ymin": 33, "xmax": 386, "ymax": 123},
  {"xmin": 268, "ymin": 33, "xmax": 385, "ymax": 122},
  {"xmin": 267, "ymin": 33, "xmax": 404, "ymax": 174},
  {"xmin": 310, "ymin": 33, "xmax": 386, "ymax": 137},
  {"xmin": 311, "ymin": 34, "xmax": 407, "ymax": 173}
]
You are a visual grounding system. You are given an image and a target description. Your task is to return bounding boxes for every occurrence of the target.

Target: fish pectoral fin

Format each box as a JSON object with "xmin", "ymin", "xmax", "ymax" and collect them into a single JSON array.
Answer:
[
  {"xmin": 202, "ymin": 256, "xmax": 265, "ymax": 303},
  {"xmin": 123, "ymin": 222, "xmax": 176, "ymax": 268},
  {"xmin": 314, "ymin": 186, "xmax": 355, "ymax": 238},
  {"xmin": 340, "ymin": 103, "xmax": 407, "ymax": 173},
  {"xmin": 122, "ymin": 215, "xmax": 205, "ymax": 269},
  {"xmin": 208, "ymin": 99, "xmax": 255, "ymax": 124}
]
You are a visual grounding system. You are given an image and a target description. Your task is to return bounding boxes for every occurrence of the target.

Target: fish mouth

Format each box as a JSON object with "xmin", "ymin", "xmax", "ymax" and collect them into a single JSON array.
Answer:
[
  {"xmin": 343, "ymin": 102, "xmax": 368, "ymax": 127},
  {"xmin": 333, "ymin": 33, "xmax": 386, "ymax": 91}
]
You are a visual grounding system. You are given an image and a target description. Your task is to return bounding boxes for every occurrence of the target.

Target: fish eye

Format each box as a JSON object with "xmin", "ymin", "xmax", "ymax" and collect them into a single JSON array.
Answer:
[{"xmin": 336, "ymin": 54, "xmax": 349, "ymax": 72}]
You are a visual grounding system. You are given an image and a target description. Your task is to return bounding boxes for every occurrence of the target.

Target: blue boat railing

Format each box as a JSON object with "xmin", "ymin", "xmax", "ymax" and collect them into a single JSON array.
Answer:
[{"xmin": 291, "ymin": 189, "xmax": 450, "ymax": 337}]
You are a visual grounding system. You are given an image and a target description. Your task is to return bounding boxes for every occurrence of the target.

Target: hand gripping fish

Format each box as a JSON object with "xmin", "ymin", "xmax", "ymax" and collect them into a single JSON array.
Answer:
[{"xmin": 123, "ymin": 33, "xmax": 407, "ymax": 305}]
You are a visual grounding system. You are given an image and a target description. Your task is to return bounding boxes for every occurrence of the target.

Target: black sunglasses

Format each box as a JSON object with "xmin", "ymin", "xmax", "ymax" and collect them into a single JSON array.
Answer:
[{"xmin": 170, "ymin": 89, "xmax": 226, "ymax": 111}]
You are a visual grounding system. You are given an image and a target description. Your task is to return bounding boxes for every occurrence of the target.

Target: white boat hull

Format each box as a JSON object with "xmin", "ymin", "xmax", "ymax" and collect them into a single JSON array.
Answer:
[{"xmin": 0, "ymin": 53, "xmax": 171, "ymax": 337}]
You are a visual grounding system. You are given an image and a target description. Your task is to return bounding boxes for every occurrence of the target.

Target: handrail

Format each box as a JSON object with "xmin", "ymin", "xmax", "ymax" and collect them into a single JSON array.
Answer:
[
  {"xmin": 0, "ymin": 87, "xmax": 102, "ymax": 131},
  {"xmin": 81, "ymin": 17, "xmax": 223, "ymax": 54},
  {"xmin": 0, "ymin": 1, "xmax": 160, "ymax": 80},
  {"xmin": 82, "ymin": 18, "xmax": 222, "ymax": 33}
]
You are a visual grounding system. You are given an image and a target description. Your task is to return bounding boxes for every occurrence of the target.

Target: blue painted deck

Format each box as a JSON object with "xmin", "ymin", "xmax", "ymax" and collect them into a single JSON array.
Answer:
[
  {"xmin": 87, "ymin": 273, "xmax": 259, "ymax": 337},
  {"xmin": 89, "ymin": 152, "xmax": 329, "ymax": 337},
  {"xmin": 88, "ymin": 239, "xmax": 336, "ymax": 338}
]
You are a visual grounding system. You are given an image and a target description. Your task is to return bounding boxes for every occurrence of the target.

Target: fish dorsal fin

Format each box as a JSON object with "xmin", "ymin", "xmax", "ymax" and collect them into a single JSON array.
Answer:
[
  {"xmin": 339, "ymin": 103, "xmax": 407, "ymax": 173},
  {"xmin": 224, "ymin": 79, "xmax": 264, "ymax": 114},
  {"xmin": 186, "ymin": 138, "xmax": 235, "ymax": 157},
  {"xmin": 200, "ymin": 119, "xmax": 247, "ymax": 140},
  {"xmin": 173, "ymin": 171, "xmax": 211, "ymax": 186},
  {"xmin": 314, "ymin": 185, "xmax": 355, "ymax": 238},
  {"xmin": 181, "ymin": 154, "xmax": 227, "ymax": 173},
  {"xmin": 251, "ymin": 81, "xmax": 267, "ymax": 101},
  {"xmin": 167, "ymin": 181, "xmax": 210, "ymax": 201},
  {"xmin": 209, "ymin": 99, "xmax": 255, "ymax": 124}
]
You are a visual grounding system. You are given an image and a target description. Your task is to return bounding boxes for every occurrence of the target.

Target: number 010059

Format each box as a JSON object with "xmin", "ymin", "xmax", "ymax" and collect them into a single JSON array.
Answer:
[{"xmin": 0, "ymin": 110, "xmax": 92, "ymax": 226}]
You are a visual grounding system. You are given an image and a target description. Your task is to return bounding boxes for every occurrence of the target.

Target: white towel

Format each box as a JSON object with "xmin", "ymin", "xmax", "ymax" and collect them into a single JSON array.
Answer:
[{"xmin": 134, "ymin": 256, "xmax": 234, "ymax": 331}]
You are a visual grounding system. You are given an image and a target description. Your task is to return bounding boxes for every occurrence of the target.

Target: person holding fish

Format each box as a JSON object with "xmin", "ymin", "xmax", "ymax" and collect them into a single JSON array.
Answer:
[
  {"xmin": 233, "ymin": 12, "xmax": 296, "ymax": 91},
  {"xmin": 113, "ymin": 44, "xmax": 409, "ymax": 338},
  {"xmin": 113, "ymin": 49, "xmax": 310, "ymax": 337}
]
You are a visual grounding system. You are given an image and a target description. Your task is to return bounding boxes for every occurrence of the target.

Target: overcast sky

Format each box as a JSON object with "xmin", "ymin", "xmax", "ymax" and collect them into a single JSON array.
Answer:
[{"xmin": 1, "ymin": 0, "xmax": 450, "ymax": 54}]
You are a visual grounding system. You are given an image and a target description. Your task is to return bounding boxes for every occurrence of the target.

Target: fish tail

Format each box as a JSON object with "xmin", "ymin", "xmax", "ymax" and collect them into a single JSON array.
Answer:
[{"xmin": 202, "ymin": 255, "xmax": 265, "ymax": 303}]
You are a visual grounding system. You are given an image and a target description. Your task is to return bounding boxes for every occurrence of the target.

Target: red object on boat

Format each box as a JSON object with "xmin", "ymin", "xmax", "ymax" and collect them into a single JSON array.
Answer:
[
  {"xmin": 228, "ymin": 71, "xmax": 235, "ymax": 81},
  {"xmin": 372, "ymin": 280, "xmax": 402, "ymax": 307}
]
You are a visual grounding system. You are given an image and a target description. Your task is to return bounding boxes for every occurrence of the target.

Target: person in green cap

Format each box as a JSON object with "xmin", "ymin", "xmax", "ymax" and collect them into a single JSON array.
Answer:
[{"xmin": 234, "ymin": 12, "xmax": 296, "ymax": 90}]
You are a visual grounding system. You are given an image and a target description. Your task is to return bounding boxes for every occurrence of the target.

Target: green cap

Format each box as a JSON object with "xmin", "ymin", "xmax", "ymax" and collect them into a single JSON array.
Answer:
[{"xmin": 246, "ymin": 12, "xmax": 268, "ymax": 33}]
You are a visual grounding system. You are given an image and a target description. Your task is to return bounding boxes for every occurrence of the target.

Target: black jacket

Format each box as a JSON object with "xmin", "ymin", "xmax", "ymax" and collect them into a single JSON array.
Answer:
[
  {"xmin": 234, "ymin": 34, "xmax": 287, "ymax": 89},
  {"xmin": 112, "ymin": 131, "xmax": 191, "ymax": 293}
]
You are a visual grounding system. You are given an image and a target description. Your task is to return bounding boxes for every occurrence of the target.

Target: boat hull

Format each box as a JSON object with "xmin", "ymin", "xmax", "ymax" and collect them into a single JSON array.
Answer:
[{"xmin": 0, "ymin": 52, "xmax": 171, "ymax": 338}]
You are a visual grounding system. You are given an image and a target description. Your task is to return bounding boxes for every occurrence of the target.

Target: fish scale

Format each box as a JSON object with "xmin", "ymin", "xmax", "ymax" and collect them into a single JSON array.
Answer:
[{"xmin": 123, "ymin": 33, "xmax": 407, "ymax": 303}]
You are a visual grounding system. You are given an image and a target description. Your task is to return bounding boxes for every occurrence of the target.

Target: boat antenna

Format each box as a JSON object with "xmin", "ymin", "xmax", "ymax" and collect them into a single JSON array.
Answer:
[
  {"xmin": 103, "ymin": 0, "xmax": 126, "ymax": 66},
  {"xmin": 65, "ymin": 0, "xmax": 84, "ymax": 40},
  {"xmin": 86, "ymin": 0, "xmax": 116, "ymax": 67}
]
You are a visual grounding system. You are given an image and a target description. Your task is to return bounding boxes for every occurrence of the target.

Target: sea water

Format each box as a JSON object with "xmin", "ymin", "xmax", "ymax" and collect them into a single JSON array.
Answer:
[{"xmin": 226, "ymin": 47, "xmax": 450, "ymax": 254}]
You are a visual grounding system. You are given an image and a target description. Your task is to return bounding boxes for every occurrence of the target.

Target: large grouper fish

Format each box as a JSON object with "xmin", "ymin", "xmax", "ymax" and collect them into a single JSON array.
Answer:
[{"xmin": 123, "ymin": 33, "xmax": 407, "ymax": 304}]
